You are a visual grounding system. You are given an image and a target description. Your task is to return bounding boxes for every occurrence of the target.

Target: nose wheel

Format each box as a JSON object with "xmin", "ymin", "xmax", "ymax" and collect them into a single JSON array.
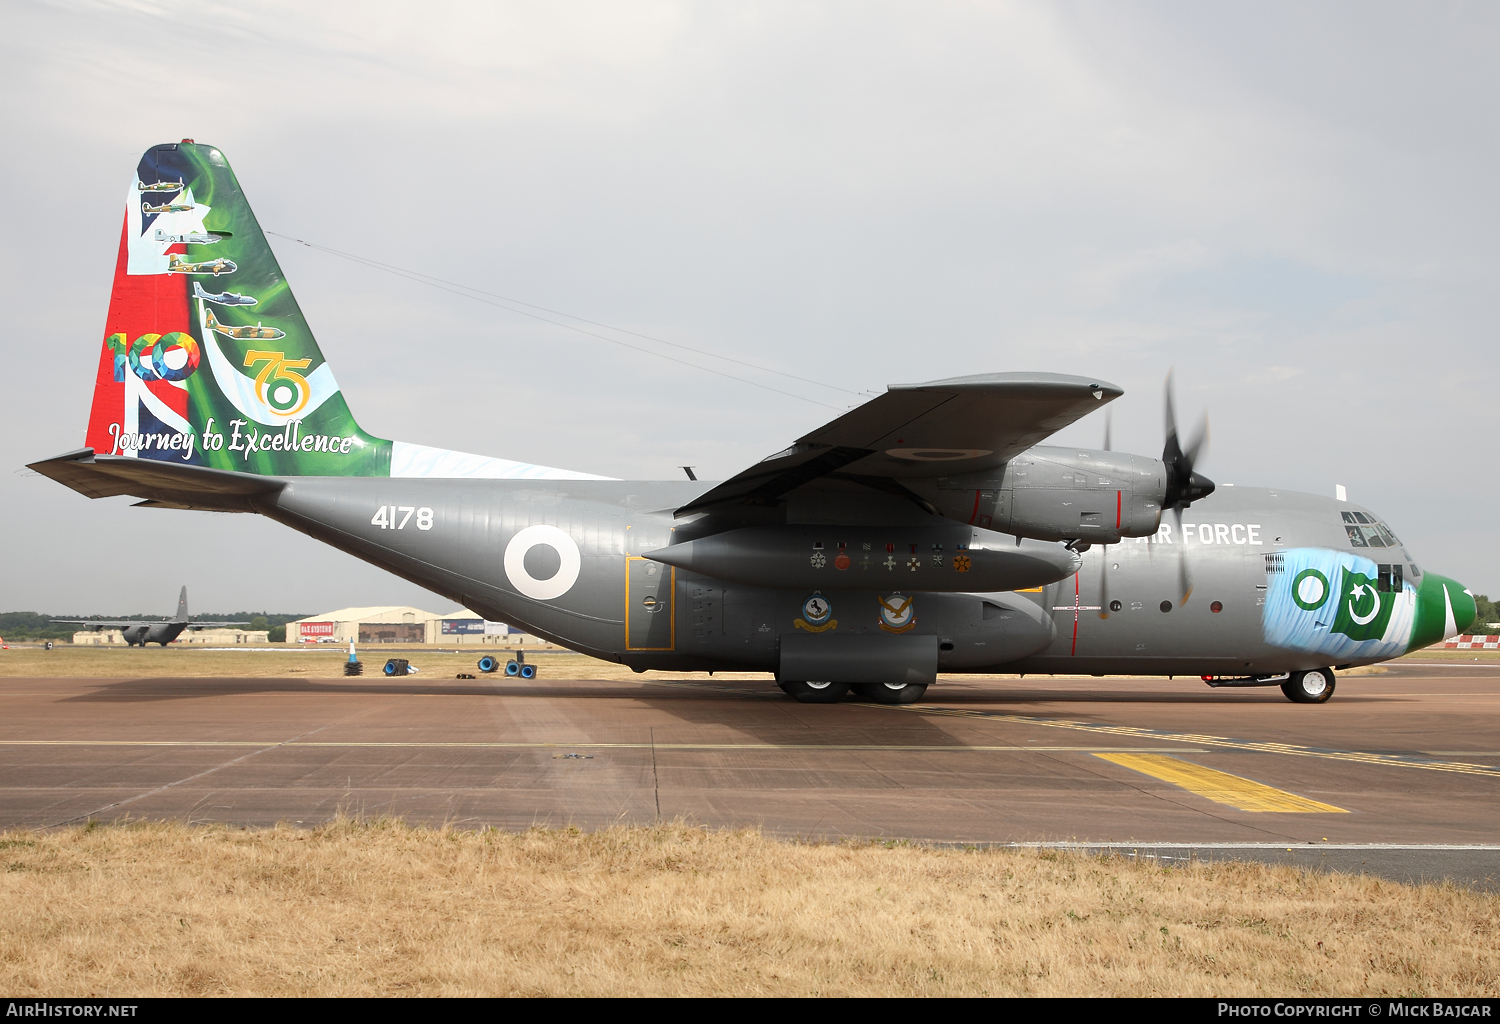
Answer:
[{"xmin": 1282, "ymin": 668, "xmax": 1335, "ymax": 704}]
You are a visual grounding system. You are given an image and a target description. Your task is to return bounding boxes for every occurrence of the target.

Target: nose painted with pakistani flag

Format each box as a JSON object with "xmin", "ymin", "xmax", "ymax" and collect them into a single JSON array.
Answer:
[{"xmin": 1262, "ymin": 548, "xmax": 1476, "ymax": 660}]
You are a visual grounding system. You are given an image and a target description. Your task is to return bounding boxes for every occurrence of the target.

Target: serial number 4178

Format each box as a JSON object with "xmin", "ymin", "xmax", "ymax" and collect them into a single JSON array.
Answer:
[{"xmin": 371, "ymin": 505, "xmax": 434, "ymax": 531}]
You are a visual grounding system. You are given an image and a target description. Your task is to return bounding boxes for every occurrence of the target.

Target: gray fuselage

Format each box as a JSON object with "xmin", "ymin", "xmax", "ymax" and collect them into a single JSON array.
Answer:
[{"xmin": 260, "ymin": 465, "xmax": 1422, "ymax": 679}]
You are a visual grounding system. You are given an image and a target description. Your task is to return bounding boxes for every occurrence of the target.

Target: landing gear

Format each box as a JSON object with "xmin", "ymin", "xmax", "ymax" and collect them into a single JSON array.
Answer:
[
  {"xmin": 851, "ymin": 682, "xmax": 928, "ymax": 705},
  {"xmin": 781, "ymin": 679, "xmax": 850, "ymax": 704},
  {"xmin": 1282, "ymin": 668, "xmax": 1335, "ymax": 704}
]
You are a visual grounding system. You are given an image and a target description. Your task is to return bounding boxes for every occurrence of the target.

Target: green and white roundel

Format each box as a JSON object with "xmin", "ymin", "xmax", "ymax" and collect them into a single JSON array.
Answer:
[{"xmin": 1291, "ymin": 568, "xmax": 1330, "ymax": 611}]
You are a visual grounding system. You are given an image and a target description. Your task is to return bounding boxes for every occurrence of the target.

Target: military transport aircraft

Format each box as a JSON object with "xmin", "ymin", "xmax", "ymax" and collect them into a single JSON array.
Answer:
[
  {"xmin": 165, "ymin": 252, "xmax": 236, "ymax": 276},
  {"xmin": 192, "ymin": 281, "xmax": 257, "ymax": 306},
  {"xmin": 28, "ymin": 141, "xmax": 1479, "ymax": 704},
  {"xmin": 53, "ymin": 587, "xmax": 247, "ymax": 647},
  {"xmin": 201, "ymin": 305, "xmax": 286, "ymax": 341}
]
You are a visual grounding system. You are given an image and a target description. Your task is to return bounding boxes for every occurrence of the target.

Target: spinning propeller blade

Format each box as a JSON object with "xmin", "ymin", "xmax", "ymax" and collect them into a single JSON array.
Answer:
[{"xmin": 1161, "ymin": 371, "xmax": 1214, "ymax": 606}]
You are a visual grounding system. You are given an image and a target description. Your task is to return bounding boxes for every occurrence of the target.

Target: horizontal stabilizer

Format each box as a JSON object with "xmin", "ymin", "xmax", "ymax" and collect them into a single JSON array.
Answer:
[{"xmin": 27, "ymin": 448, "xmax": 283, "ymax": 513}]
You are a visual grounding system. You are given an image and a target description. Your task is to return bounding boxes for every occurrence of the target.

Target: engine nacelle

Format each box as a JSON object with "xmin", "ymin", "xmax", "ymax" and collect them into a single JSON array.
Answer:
[{"xmin": 912, "ymin": 445, "xmax": 1166, "ymax": 545}]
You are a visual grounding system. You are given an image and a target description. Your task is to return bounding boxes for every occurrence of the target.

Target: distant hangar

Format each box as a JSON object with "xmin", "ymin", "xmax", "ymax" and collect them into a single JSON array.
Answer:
[{"xmin": 287, "ymin": 607, "xmax": 543, "ymax": 645}]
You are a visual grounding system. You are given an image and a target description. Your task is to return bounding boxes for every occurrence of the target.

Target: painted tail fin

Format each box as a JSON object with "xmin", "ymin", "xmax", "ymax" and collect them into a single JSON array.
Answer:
[
  {"xmin": 85, "ymin": 141, "xmax": 390, "ymax": 476},
  {"xmin": 42, "ymin": 141, "xmax": 608, "ymax": 496},
  {"xmin": 176, "ymin": 586, "xmax": 188, "ymax": 623}
]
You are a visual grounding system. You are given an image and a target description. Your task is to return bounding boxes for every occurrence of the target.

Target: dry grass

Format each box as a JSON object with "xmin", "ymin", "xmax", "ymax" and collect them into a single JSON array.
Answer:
[{"xmin": 1, "ymin": 820, "xmax": 1494, "ymax": 997}]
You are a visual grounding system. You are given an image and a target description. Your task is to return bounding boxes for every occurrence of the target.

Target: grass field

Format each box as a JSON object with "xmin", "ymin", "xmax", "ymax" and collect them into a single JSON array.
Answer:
[{"xmin": 0, "ymin": 818, "xmax": 1494, "ymax": 997}]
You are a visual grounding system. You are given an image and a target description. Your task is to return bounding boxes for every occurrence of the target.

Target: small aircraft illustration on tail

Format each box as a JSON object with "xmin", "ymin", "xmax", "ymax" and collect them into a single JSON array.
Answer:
[
  {"xmin": 201, "ymin": 305, "xmax": 285, "ymax": 341},
  {"xmin": 137, "ymin": 180, "xmax": 185, "ymax": 193},
  {"xmin": 29, "ymin": 141, "xmax": 1481, "ymax": 705},
  {"xmin": 192, "ymin": 281, "xmax": 257, "ymax": 306},
  {"xmin": 143, "ymin": 200, "xmax": 195, "ymax": 215},
  {"xmin": 166, "ymin": 252, "xmax": 236, "ymax": 276},
  {"xmin": 156, "ymin": 229, "xmax": 226, "ymax": 245},
  {"xmin": 52, "ymin": 587, "xmax": 247, "ymax": 647}
]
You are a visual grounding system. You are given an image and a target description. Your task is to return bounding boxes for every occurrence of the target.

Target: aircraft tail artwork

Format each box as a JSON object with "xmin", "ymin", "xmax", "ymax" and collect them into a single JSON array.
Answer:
[
  {"xmin": 76, "ymin": 140, "xmax": 608, "ymax": 488},
  {"xmin": 87, "ymin": 141, "xmax": 388, "ymax": 477}
]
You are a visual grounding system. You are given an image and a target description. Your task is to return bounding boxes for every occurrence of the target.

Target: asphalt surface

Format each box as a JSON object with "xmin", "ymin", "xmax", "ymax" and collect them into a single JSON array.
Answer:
[{"xmin": 1, "ymin": 660, "xmax": 1497, "ymax": 889}]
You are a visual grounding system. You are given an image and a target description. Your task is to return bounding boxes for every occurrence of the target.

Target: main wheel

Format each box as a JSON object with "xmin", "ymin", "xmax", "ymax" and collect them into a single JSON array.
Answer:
[
  {"xmin": 477, "ymin": 655, "xmax": 499, "ymax": 674},
  {"xmin": 851, "ymin": 682, "xmax": 929, "ymax": 705},
  {"xmin": 519, "ymin": 662, "xmax": 536, "ymax": 679},
  {"xmin": 504, "ymin": 659, "xmax": 520, "ymax": 677},
  {"xmin": 1281, "ymin": 668, "xmax": 1335, "ymax": 704},
  {"xmin": 781, "ymin": 680, "xmax": 850, "ymax": 704}
]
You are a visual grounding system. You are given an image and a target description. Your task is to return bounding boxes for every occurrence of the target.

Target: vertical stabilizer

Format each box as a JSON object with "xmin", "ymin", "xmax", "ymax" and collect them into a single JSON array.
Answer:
[
  {"xmin": 69, "ymin": 142, "xmax": 609, "ymax": 486},
  {"xmin": 176, "ymin": 586, "xmax": 189, "ymax": 623},
  {"xmin": 86, "ymin": 142, "xmax": 390, "ymax": 476}
]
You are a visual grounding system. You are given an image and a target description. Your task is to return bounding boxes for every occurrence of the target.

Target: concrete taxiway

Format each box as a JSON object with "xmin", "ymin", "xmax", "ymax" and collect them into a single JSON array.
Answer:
[{"xmin": 0, "ymin": 661, "xmax": 1496, "ymax": 887}]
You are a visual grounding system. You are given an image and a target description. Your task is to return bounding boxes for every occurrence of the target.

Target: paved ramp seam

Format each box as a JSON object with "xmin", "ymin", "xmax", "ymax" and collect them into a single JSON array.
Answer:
[{"xmin": 1093, "ymin": 753, "xmax": 1348, "ymax": 813}]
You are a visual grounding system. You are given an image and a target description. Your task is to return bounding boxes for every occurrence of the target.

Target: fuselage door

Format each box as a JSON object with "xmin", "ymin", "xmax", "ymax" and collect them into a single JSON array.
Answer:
[{"xmin": 626, "ymin": 556, "xmax": 675, "ymax": 651}]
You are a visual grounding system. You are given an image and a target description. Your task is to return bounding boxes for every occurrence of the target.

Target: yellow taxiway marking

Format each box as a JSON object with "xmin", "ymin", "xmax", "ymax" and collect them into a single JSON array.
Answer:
[
  {"xmin": 1093, "ymin": 753, "xmax": 1348, "ymax": 814},
  {"xmin": 0, "ymin": 740, "xmax": 1205, "ymax": 753},
  {"xmin": 888, "ymin": 706, "xmax": 1500, "ymax": 780}
]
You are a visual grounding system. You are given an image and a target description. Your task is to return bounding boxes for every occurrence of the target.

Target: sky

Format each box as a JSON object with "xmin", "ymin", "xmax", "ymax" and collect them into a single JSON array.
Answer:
[{"xmin": 3, "ymin": 0, "xmax": 1497, "ymax": 615}]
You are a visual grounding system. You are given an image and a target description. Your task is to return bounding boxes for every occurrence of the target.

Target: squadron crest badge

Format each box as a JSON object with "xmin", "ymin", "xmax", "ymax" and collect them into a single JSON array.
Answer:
[
  {"xmin": 878, "ymin": 592, "xmax": 915, "ymax": 633},
  {"xmin": 794, "ymin": 592, "xmax": 838, "ymax": 633}
]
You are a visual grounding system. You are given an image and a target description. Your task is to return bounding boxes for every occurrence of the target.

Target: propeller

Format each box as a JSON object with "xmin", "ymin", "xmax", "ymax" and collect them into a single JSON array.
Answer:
[
  {"xmin": 1098, "ymin": 546, "xmax": 1112, "ymax": 618},
  {"xmin": 1161, "ymin": 370, "xmax": 1214, "ymax": 605},
  {"xmin": 1097, "ymin": 411, "xmax": 1114, "ymax": 616}
]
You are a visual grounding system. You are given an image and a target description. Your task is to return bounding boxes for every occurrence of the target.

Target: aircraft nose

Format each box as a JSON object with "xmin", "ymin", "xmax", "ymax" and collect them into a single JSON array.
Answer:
[
  {"xmin": 1411, "ymin": 572, "xmax": 1478, "ymax": 650},
  {"xmin": 1448, "ymin": 578, "xmax": 1479, "ymax": 634}
]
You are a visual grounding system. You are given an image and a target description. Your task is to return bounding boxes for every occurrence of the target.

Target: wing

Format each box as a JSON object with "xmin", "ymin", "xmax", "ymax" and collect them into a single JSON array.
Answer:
[
  {"xmin": 51, "ymin": 620, "xmax": 141, "ymax": 627},
  {"xmin": 676, "ymin": 372, "xmax": 1121, "ymax": 517}
]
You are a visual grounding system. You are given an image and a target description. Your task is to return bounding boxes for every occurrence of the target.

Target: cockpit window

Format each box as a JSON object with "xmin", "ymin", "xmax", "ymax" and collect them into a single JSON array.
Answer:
[
  {"xmin": 1341, "ymin": 510, "xmax": 1402, "ymax": 548},
  {"xmin": 1345, "ymin": 524, "xmax": 1391, "ymax": 547}
]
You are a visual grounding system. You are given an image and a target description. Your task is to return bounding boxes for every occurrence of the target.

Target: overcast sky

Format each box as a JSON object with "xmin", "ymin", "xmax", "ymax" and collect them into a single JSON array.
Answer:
[{"xmin": 4, "ymin": 0, "xmax": 1497, "ymax": 615}]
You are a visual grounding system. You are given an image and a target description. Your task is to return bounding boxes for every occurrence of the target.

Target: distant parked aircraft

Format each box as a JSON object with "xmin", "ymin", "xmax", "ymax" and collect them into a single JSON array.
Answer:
[{"xmin": 53, "ymin": 587, "xmax": 247, "ymax": 647}]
